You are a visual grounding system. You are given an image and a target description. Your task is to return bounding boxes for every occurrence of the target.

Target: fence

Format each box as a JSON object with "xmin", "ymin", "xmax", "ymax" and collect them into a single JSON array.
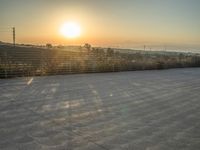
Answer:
[
  {"xmin": 0, "ymin": 45, "xmax": 121, "ymax": 78},
  {"xmin": 1, "ymin": 44, "xmax": 200, "ymax": 78}
]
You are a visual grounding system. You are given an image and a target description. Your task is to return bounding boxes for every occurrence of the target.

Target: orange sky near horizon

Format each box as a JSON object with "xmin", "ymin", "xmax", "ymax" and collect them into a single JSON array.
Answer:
[{"xmin": 1, "ymin": 0, "xmax": 200, "ymax": 50}]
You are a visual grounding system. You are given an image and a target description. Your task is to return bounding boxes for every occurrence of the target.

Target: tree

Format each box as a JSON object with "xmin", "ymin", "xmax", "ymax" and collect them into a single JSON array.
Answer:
[
  {"xmin": 107, "ymin": 48, "xmax": 114, "ymax": 56},
  {"xmin": 83, "ymin": 43, "xmax": 92, "ymax": 52},
  {"xmin": 46, "ymin": 43, "xmax": 52, "ymax": 49}
]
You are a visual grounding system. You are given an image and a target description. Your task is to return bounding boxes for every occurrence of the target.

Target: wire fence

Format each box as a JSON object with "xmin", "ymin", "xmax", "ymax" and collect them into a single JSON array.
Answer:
[{"xmin": 0, "ymin": 44, "xmax": 200, "ymax": 78}]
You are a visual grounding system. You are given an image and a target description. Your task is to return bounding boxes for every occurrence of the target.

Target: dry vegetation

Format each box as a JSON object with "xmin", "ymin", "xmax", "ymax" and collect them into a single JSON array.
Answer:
[{"xmin": 0, "ymin": 44, "xmax": 200, "ymax": 78}]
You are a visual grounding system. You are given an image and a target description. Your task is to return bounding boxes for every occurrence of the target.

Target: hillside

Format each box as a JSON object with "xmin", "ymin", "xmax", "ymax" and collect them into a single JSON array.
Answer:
[{"xmin": 0, "ymin": 43, "xmax": 200, "ymax": 78}]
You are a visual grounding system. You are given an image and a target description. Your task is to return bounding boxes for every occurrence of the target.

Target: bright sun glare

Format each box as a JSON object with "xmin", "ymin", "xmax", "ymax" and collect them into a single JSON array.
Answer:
[{"xmin": 60, "ymin": 22, "xmax": 81, "ymax": 38}]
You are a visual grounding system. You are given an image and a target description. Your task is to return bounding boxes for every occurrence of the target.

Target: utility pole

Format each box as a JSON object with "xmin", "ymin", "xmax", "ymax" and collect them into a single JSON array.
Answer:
[{"xmin": 12, "ymin": 27, "xmax": 15, "ymax": 46}]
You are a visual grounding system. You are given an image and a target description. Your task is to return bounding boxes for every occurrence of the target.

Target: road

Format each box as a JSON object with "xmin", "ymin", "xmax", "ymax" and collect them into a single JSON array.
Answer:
[{"xmin": 0, "ymin": 68, "xmax": 200, "ymax": 150}]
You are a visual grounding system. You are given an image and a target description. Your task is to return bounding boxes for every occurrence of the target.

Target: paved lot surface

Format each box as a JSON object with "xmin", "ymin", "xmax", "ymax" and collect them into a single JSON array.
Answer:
[{"xmin": 0, "ymin": 68, "xmax": 200, "ymax": 150}]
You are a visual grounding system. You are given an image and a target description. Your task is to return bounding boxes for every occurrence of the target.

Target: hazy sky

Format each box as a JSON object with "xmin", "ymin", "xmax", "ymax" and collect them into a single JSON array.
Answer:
[{"xmin": 1, "ymin": 0, "xmax": 200, "ymax": 50}]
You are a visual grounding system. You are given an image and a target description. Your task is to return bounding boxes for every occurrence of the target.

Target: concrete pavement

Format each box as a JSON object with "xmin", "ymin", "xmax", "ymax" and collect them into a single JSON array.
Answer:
[{"xmin": 0, "ymin": 68, "xmax": 200, "ymax": 150}]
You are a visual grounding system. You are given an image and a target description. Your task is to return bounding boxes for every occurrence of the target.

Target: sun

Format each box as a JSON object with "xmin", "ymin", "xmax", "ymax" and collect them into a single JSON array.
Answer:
[{"xmin": 60, "ymin": 22, "xmax": 81, "ymax": 38}]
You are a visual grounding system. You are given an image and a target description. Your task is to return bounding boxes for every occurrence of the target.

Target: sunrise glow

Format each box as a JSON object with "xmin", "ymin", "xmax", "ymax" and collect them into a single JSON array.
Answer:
[{"xmin": 60, "ymin": 22, "xmax": 81, "ymax": 38}]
